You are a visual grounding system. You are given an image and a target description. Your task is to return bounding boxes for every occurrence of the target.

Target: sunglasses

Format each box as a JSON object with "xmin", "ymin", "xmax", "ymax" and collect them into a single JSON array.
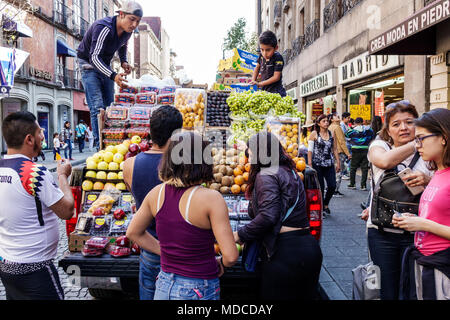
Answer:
[{"xmin": 386, "ymin": 100, "xmax": 410, "ymax": 110}]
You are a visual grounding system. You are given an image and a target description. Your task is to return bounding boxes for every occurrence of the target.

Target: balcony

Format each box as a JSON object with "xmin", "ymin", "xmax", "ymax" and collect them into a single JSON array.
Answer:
[
  {"xmin": 282, "ymin": 49, "xmax": 292, "ymax": 65},
  {"xmin": 282, "ymin": 0, "xmax": 291, "ymax": 13},
  {"xmin": 55, "ymin": 68, "xmax": 82, "ymax": 90},
  {"xmin": 304, "ymin": 19, "xmax": 320, "ymax": 48},
  {"xmin": 343, "ymin": 0, "xmax": 363, "ymax": 16},
  {"xmin": 291, "ymin": 36, "xmax": 304, "ymax": 58},
  {"xmin": 274, "ymin": 0, "xmax": 282, "ymax": 27},
  {"xmin": 324, "ymin": 0, "xmax": 343, "ymax": 32}
]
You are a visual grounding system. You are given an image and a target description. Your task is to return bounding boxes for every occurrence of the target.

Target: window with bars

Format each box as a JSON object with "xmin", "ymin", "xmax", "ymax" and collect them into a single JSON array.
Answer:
[{"xmin": 73, "ymin": 0, "xmax": 81, "ymax": 33}]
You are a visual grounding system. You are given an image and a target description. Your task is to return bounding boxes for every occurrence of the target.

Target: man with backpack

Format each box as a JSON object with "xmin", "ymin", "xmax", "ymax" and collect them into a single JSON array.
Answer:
[
  {"xmin": 75, "ymin": 120, "xmax": 87, "ymax": 153},
  {"xmin": 346, "ymin": 117, "xmax": 374, "ymax": 190}
]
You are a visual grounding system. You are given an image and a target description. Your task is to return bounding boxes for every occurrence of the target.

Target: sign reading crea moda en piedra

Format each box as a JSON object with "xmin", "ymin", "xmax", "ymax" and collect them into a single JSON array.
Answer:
[
  {"xmin": 369, "ymin": 0, "xmax": 450, "ymax": 54},
  {"xmin": 338, "ymin": 52, "xmax": 401, "ymax": 85},
  {"xmin": 300, "ymin": 69, "xmax": 335, "ymax": 97}
]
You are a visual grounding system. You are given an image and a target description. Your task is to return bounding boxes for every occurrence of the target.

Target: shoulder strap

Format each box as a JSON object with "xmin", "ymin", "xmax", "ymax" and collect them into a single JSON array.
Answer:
[
  {"xmin": 156, "ymin": 183, "xmax": 165, "ymax": 213},
  {"xmin": 408, "ymin": 152, "xmax": 421, "ymax": 170},
  {"xmin": 282, "ymin": 170, "xmax": 300, "ymax": 223},
  {"xmin": 185, "ymin": 186, "xmax": 201, "ymax": 225}
]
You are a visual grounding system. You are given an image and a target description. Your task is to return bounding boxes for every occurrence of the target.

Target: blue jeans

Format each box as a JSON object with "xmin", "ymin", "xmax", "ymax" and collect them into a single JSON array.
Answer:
[
  {"xmin": 154, "ymin": 270, "xmax": 220, "ymax": 300},
  {"xmin": 367, "ymin": 228, "xmax": 414, "ymax": 300},
  {"xmin": 81, "ymin": 69, "xmax": 115, "ymax": 148},
  {"xmin": 313, "ymin": 165, "xmax": 336, "ymax": 206},
  {"xmin": 139, "ymin": 250, "xmax": 161, "ymax": 300},
  {"xmin": 64, "ymin": 139, "xmax": 72, "ymax": 159},
  {"xmin": 77, "ymin": 137, "xmax": 85, "ymax": 153}
]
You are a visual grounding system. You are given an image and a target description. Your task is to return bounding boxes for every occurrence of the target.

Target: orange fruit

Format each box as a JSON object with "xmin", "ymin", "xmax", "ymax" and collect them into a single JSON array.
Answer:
[
  {"xmin": 234, "ymin": 167, "xmax": 243, "ymax": 177},
  {"xmin": 293, "ymin": 157, "xmax": 299, "ymax": 163},
  {"xmin": 296, "ymin": 160, "xmax": 306, "ymax": 172},
  {"xmin": 234, "ymin": 175, "xmax": 245, "ymax": 186},
  {"xmin": 241, "ymin": 184, "xmax": 248, "ymax": 193},
  {"xmin": 237, "ymin": 164, "xmax": 245, "ymax": 172},
  {"xmin": 243, "ymin": 172, "xmax": 249, "ymax": 181},
  {"xmin": 231, "ymin": 184, "xmax": 241, "ymax": 194},
  {"xmin": 299, "ymin": 157, "xmax": 306, "ymax": 162},
  {"xmin": 244, "ymin": 163, "xmax": 251, "ymax": 172},
  {"xmin": 238, "ymin": 157, "xmax": 247, "ymax": 166}
]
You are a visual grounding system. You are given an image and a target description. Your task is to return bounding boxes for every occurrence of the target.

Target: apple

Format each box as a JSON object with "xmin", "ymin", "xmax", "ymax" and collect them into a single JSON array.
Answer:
[
  {"xmin": 131, "ymin": 135, "xmax": 142, "ymax": 144},
  {"xmin": 115, "ymin": 235, "xmax": 129, "ymax": 247},
  {"xmin": 113, "ymin": 208, "xmax": 126, "ymax": 220},
  {"xmin": 131, "ymin": 243, "xmax": 140, "ymax": 255},
  {"xmin": 139, "ymin": 141, "xmax": 150, "ymax": 152},
  {"xmin": 128, "ymin": 143, "xmax": 140, "ymax": 154},
  {"xmin": 93, "ymin": 207, "xmax": 105, "ymax": 216},
  {"xmin": 125, "ymin": 152, "xmax": 135, "ymax": 160}
]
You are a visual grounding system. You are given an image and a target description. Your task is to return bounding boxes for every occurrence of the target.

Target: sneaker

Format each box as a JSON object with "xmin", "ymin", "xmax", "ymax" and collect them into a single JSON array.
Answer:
[
  {"xmin": 69, "ymin": 158, "xmax": 75, "ymax": 161},
  {"xmin": 342, "ymin": 175, "xmax": 350, "ymax": 180},
  {"xmin": 361, "ymin": 186, "xmax": 367, "ymax": 191},
  {"xmin": 323, "ymin": 207, "xmax": 331, "ymax": 215},
  {"xmin": 334, "ymin": 191, "xmax": 344, "ymax": 198},
  {"xmin": 348, "ymin": 185, "xmax": 356, "ymax": 190}
]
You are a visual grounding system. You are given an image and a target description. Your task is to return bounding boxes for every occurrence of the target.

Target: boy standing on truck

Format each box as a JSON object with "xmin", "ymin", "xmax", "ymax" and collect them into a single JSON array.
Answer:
[
  {"xmin": 250, "ymin": 30, "xmax": 287, "ymax": 97},
  {"xmin": 0, "ymin": 112, "xmax": 74, "ymax": 300},
  {"xmin": 123, "ymin": 106, "xmax": 183, "ymax": 300}
]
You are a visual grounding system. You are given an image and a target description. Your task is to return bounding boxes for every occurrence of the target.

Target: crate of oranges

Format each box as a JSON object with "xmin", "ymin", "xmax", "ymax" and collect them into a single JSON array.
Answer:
[{"xmin": 266, "ymin": 118, "xmax": 300, "ymax": 159}]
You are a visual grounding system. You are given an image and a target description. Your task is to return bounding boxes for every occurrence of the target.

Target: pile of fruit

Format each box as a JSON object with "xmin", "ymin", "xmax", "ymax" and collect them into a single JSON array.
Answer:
[
  {"xmin": 267, "ymin": 122, "xmax": 300, "ymax": 158},
  {"xmin": 293, "ymin": 156, "xmax": 307, "ymax": 181},
  {"xmin": 175, "ymin": 89, "xmax": 206, "ymax": 129},
  {"xmin": 206, "ymin": 91, "xmax": 231, "ymax": 127},
  {"xmin": 207, "ymin": 148, "xmax": 250, "ymax": 195},
  {"xmin": 82, "ymin": 135, "xmax": 150, "ymax": 192}
]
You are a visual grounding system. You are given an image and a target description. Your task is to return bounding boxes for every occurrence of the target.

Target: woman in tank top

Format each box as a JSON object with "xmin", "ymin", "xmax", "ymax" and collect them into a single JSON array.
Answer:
[
  {"xmin": 127, "ymin": 132, "xmax": 238, "ymax": 300},
  {"xmin": 307, "ymin": 114, "xmax": 340, "ymax": 216}
]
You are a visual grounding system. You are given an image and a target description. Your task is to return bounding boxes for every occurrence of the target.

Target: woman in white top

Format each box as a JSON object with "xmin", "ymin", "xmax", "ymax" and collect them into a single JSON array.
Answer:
[{"xmin": 360, "ymin": 101, "xmax": 433, "ymax": 300}]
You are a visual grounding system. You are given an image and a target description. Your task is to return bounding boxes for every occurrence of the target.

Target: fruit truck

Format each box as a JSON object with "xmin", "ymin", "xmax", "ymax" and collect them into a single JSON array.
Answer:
[{"xmin": 58, "ymin": 164, "xmax": 324, "ymax": 300}]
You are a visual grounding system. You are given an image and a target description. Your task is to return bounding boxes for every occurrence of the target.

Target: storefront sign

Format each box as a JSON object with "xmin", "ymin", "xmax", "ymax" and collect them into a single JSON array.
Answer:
[
  {"xmin": 29, "ymin": 67, "xmax": 52, "ymax": 81},
  {"xmin": 350, "ymin": 104, "xmax": 371, "ymax": 121},
  {"xmin": 431, "ymin": 53, "xmax": 446, "ymax": 65},
  {"xmin": 338, "ymin": 52, "xmax": 400, "ymax": 85},
  {"xmin": 369, "ymin": 0, "xmax": 450, "ymax": 54},
  {"xmin": 300, "ymin": 69, "xmax": 335, "ymax": 97}
]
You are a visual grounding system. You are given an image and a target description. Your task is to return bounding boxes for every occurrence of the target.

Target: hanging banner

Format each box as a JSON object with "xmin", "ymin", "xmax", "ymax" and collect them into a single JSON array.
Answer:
[
  {"xmin": 0, "ymin": 47, "xmax": 29, "ymax": 96},
  {"xmin": 374, "ymin": 90, "xmax": 385, "ymax": 119}
]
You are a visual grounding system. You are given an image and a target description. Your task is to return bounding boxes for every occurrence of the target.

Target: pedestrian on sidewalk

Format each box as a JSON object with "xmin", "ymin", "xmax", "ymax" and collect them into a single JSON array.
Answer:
[
  {"xmin": 52, "ymin": 133, "xmax": 61, "ymax": 160},
  {"xmin": 234, "ymin": 131, "xmax": 323, "ymax": 300},
  {"xmin": 299, "ymin": 120, "xmax": 314, "ymax": 159},
  {"xmin": 127, "ymin": 131, "xmax": 238, "ymax": 300},
  {"xmin": 86, "ymin": 126, "xmax": 94, "ymax": 152},
  {"xmin": 77, "ymin": 0, "xmax": 143, "ymax": 149},
  {"xmin": 75, "ymin": 120, "xmax": 87, "ymax": 153},
  {"xmin": 0, "ymin": 111, "xmax": 74, "ymax": 300},
  {"xmin": 392, "ymin": 108, "xmax": 450, "ymax": 300},
  {"xmin": 346, "ymin": 117, "xmax": 374, "ymax": 190},
  {"xmin": 123, "ymin": 105, "xmax": 183, "ymax": 300},
  {"xmin": 308, "ymin": 114, "xmax": 340, "ymax": 216},
  {"xmin": 61, "ymin": 121, "xmax": 74, "ymax": 161},
  {"xmin": 360, "ymin": 101, "xmax": 433, "ymax": 300},
  {"xmin": 329, "ymin": 112, "xmax": 351, "ymax": 197},
  {"xmin": 341, "ymin": 112, "xmax": 352, "ymax": 175}
]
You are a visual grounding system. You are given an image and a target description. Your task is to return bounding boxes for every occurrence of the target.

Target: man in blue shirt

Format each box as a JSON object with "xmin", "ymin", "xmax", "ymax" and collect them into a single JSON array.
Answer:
[{"xmin": 77, "ymin": 0, "xmax": 143, "ymax": 149}]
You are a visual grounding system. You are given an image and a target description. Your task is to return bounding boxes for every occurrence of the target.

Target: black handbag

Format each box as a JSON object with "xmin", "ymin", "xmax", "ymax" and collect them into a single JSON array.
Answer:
[{"xmin": 370, "ymin": 152, "xmax": 422, "ymax": 231}]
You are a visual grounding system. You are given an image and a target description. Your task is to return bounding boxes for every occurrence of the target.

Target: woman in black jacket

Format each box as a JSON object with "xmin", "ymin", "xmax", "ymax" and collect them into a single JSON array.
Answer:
[{"xmin": 234, "ymin": 131, "xmax": 323, "ymax": 300}]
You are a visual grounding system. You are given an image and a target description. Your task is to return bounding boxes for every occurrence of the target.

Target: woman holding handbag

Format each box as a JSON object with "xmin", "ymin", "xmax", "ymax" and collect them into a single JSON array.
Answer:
[
  {"xmin": 234, "ymin": 131, "xmax": 323, "ymax": 300},
  {"xmin": 360, "ymin": 101, "xmax": 433, "ymax": 300},
  {"xmin": 392, "ymin": 108, "xmax": 450, "ymax": 300},
  {"xmin": 61, "ymin": 121, "xmax": 74, "ymax": 160}
]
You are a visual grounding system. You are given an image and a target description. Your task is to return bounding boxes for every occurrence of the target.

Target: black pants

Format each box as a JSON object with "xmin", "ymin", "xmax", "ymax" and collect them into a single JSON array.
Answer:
[
  {"xmin": 77, "ymin": 136, "xmax": 85, "ymax": 153},
  {"xmin": 313, "ymin": 165, "xmax": 336, "ymax": 206},
  {"xmin": 0, "ymin": 263, "xmax": 65, "ymax": 300},
  {"xmin": 350, "ymin": 149, "xmax": 369, "ymax": 188},
  {"xmin": 368, "ymin": 228, "xmax": 414, "ymax": 300},
  {"xmin": 260, "ymin": 230, "xmax": 323, "ymax": 300}
]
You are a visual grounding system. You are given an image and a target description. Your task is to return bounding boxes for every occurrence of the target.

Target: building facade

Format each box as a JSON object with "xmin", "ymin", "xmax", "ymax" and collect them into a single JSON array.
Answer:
[
  {"xmin": 0, "ymin": 0, "xmax": 121, "ymax": 154},
  {"xmin": 256, "ymin": 0, "xmax": 449, "ymax": 121}
]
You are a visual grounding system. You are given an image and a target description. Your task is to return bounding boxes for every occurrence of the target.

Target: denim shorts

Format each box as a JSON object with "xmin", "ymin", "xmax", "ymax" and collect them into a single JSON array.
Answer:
[
  {"xmin": 154, "ymin": 270, "xmax": 220, "ymax": 300},
  {"xmin": 139, "ymin": 250, "xmax": 161, "ymax": 300}
]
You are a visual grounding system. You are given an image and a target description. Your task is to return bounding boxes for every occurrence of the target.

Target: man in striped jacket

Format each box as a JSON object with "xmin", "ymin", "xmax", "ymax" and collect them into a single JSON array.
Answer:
[{"xmin": 77, "ymin": 0, "xmax": 143, "ymax": 149}]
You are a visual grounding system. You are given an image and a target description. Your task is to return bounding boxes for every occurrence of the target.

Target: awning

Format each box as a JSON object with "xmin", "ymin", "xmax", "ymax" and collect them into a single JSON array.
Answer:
[
  {"xmin": 57, "ymin": 39, "xmax": 77, "ymax": 57},
  {"xmin": 369, "ymin": 0, "xmax": 450, "ymax": 55},
  {"xmin": 2, "ymin": 17, "xmax": 33, "ymax": 38}
]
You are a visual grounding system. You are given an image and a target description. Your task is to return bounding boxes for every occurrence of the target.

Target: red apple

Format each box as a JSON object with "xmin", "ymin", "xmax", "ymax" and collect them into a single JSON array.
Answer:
[
  {"xmin": 139, "ymin": 141, "xmax": 150, "ymax": 152},
  {"xmin": 92, "ymin": 207, "xmax": 105, "ymax": 216},
  {"xmin": 124, "ymin": 152, "xmax": 135, "ymax": 160},
  {"xmin": 131, "ymin": 243, "xmax": 140, "ymax": 255},
  {"xmin": 113, "ymin": 209, "xmax": 126, "ymax": 220},
  {"xmin": 115, "ymin": 235, "xmax": 129, "ymax": 247},
  {"xmin": 128, "ymin": 143, "xmax": 140, "ymax": 154}
]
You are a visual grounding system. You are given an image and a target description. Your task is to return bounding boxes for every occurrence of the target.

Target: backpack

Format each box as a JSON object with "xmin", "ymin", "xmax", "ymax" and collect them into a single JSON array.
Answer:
[{"xmin": 370, "ymin": 151, "xmax": 422, "ymax": 231}]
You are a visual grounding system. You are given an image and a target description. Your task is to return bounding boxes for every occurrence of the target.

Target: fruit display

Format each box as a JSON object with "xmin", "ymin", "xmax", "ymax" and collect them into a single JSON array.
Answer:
[
  {"xmin": 160, "ymin": 86, "xmax": 178, "ymax": 94},
  {"xmin": 207, "ymin": 147, "xmax": 249, "ymax": 195},
  {"xmin": 106, "ymin": 106, "xmax": 128, "ymax": 120},
  {"xmin": 157, "ymin": 93, "xmax": 175, "ymax": 105},
  {"xmin": 175, "ymin": 88, "xmax": 207, "ymax": 129},
  {"xmin": 119, "ymin": 87, "xmax": 138, "ymax": 94},
  {"xmin": 140, "ymin": 86, "xmax": 159, "ymax": 94},
  {"xmin": 206, "ymin": 91, "xmax": 231, "ymax": 127},
  {"xmin": 114, "ymin": 93, "xmax": 135, "ymax": 105},
  {"xmin": 136, "ymin": 92, "xmax": 157, "ymax": 105},
  {"xmin": 267, "ymin": 120, "xmax": 300, "ymax": 159}
]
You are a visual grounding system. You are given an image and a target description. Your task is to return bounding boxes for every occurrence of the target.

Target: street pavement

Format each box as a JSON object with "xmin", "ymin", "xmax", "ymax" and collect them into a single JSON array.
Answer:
[
  {"xmin": 319, "ymin": 174, "xmax": 370, "ymax": 300},
  {"xmin": 34, "ymin": 146, "xmax": 97, "ymax": 172}
]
